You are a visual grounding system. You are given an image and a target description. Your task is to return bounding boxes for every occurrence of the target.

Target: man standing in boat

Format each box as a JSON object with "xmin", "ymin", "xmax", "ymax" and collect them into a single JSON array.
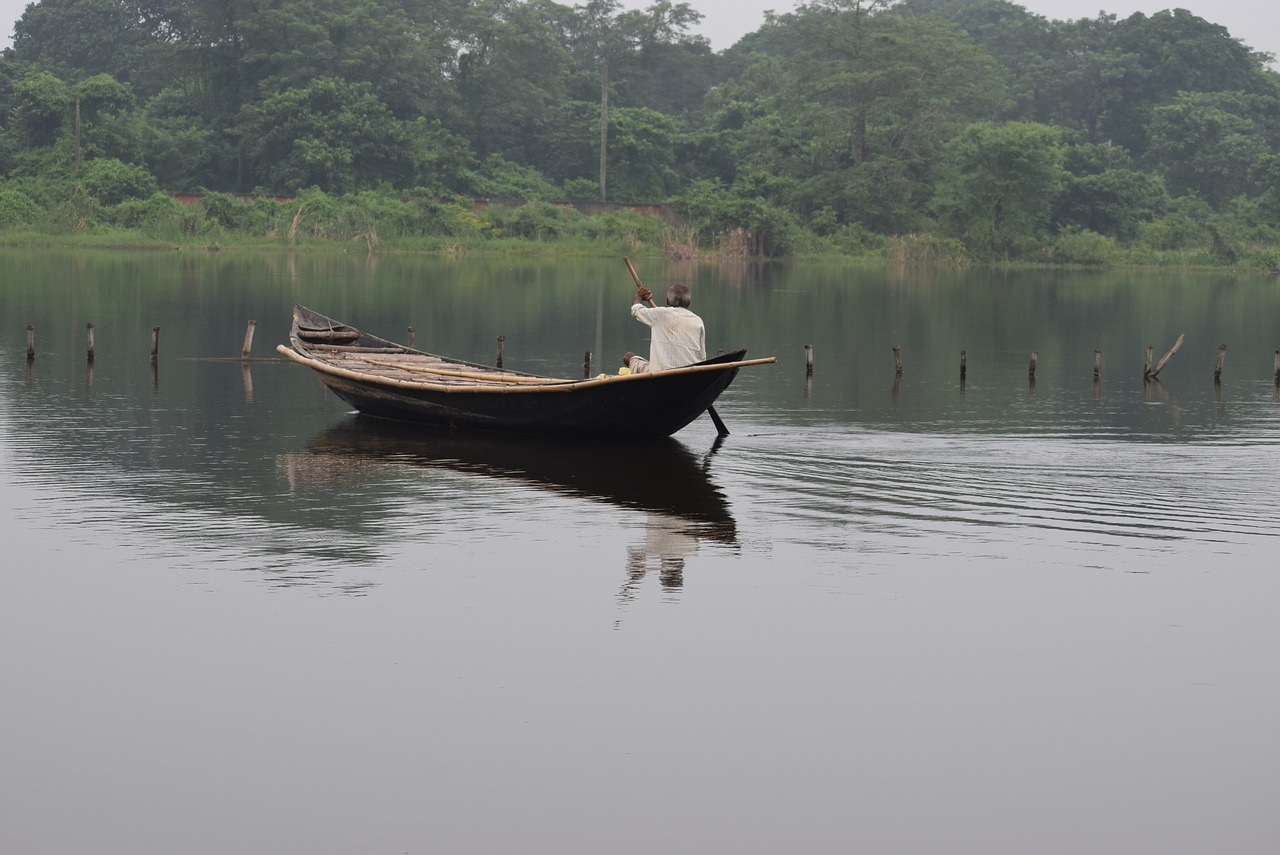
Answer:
[{"xmin": 626, "ymin": 282, "xmax": 706, "ymax": 373}]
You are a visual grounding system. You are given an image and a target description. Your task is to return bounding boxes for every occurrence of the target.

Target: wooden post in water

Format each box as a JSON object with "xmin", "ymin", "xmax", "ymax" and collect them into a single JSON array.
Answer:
[
  {"xmin": 1274, "ymin": 350, "xmax": 1280, "ymax": 385},
  {"xmin": 1144, "ymin": 345, "xmax": 1153, "ymax": 378},
  {"xmin": 241, "ymin": 320, "xmax": 257, "ymax": 359},
  {"xmin": 151, "ymin": 326, "xmax": 160, "ymax": 362},
  {"xmin": 1028, "ymin": 350, "xmax": 1038, "ymax": 378},
  {"xmin": 583, "ymin": 350, "xmax": 592, "ymax": 378},
  {"xmin": 1093, "ymin": 349, "xmax": 1102, "ymax": 380},
  {"xmin": 86, "ymin": 323, "xmax": 95, "ymax": 362},
  {"xmin": 1214, "ymin": 343, "xmax": 1226, "ymax": 383},
  {"xmin": 26, "ymin": 324, "xmax": 35, "ymax": 361},
  {"xmin": 892, "ymin": 345, "xmax": 902, "ymax": 376},
  {"xmin": 805, "ymin": 344, "xmax": 814, "ymax": 376},
  {"xmin": 960, "ymin": 350, "xmax": 967, "ymax": 380},
  {"xmin": 496, "ymin": 335, "xmax": 505, "ymax": 368},
  {"xmin": 1146, "ymin": 333, "xmax": 1184, "ymax": 380},
  {"xmin": 407, "ymin": 326, "xmax": 415, "ymax": 349}
]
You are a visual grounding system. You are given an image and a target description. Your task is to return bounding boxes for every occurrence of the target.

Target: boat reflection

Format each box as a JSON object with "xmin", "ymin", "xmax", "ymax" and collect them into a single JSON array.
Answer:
[{"xmin": 285, "ymin": 417, "xmax": 738, "ymax": 556}]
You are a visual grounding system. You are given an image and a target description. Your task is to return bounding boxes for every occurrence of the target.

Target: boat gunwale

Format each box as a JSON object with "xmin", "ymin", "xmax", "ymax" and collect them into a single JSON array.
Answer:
[{"xmin": 277, "ymin": 343, "xmax": 775, "ymax": 395}]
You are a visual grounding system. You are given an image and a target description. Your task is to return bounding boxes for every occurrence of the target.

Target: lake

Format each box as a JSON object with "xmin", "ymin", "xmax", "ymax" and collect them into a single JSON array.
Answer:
[{"xmin": 1, "ymin": 250, "xmax": 1277, "ymax": 854}]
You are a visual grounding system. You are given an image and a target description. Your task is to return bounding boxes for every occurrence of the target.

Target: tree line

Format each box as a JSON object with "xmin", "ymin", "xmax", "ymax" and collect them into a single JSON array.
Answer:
[{"xmin": 2, "ymin": 0, "xmax": 1279, "ymax": 267}]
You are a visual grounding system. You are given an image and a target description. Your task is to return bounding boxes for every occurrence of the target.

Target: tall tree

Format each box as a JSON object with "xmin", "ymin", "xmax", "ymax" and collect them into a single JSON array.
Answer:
[
  {"xmin": 932, "ymin": 121, "xmax": 1067, "ymax": 254},
  {"xmin": 731, "ymin": 0, "xmax": 1007, "ymax": 231}
]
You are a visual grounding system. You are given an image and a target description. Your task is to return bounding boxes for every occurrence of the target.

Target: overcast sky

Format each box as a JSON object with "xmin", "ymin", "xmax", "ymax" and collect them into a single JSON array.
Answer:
[{"xmin": 1, "ymin": 0, "xmax": 1275, "ymax": 62}]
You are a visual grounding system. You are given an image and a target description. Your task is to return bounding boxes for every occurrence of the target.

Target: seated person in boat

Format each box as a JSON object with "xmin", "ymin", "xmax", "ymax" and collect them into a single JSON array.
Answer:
[{"xmin": 626, "ymin": 283, "xmax": 706, "ymax": 374}]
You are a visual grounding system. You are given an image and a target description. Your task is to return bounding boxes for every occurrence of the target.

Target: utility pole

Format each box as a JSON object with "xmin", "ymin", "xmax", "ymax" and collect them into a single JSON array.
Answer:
[{"xmin": 598, "ymin": 60, "xmax": 608, "ymax": 202}]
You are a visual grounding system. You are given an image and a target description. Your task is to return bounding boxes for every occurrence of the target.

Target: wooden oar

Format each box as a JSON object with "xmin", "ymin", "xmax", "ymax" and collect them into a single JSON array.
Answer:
[{"xmin": 623, "ymin": 256, "xmax": 729, "ymax": 436}]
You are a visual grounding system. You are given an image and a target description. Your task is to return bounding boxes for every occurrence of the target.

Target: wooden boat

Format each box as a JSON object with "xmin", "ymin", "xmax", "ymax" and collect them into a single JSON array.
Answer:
[{"xmin": 277, "ymin": 305, "xmax": 775, "ymax": 437}]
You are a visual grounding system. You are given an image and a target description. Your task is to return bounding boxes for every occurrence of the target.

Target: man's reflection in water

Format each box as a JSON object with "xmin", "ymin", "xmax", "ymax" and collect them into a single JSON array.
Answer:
[{"xmin": 618, "ymin": 511, "xmax": 700, "ymax": 603}]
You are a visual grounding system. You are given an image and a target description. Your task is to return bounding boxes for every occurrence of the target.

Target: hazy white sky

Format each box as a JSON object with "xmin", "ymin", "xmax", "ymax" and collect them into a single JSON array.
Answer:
[{"xmin": 1, "ymin": 0, "xmax": 1275, "ymax": 60}]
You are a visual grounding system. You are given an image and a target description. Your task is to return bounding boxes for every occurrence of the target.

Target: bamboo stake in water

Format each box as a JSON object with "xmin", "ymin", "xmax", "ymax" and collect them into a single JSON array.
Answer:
[
  {"xmin": 26, "ymin": 324, "xmax": 35, "ymax": 361},
  {"xmin": 805, "ymin": 344, "xmax": 813, "ymax": 376},
  {"xmin": 960, "ymin": 350, "xmax": 967, "ymax": 379},
  {"xmin": 1274, "ymin": 350, "xmax": 1279, "ymax": 385},
  {"xmin": 1028, "ymin": 349, "xmax": 1038, "ymax": 378},
  {"xmin": 407, "ymin": 326, "xmax": 415, "ymax": 349},
  {"xmin": 1093, "ymin": 349, "xmax": 1101, "ymax": 380},
  {"xmin": 893, "ymin": 345, "xmax": 902, "ymax": 376},
  {"xmin": 1144, "ymin": 345, "xmax": 1153, "ymax": 378},
  {"xmin": 87, "ymin": 323, "xmax": 95, "ymax": 362},
  {"xmin": 1147, "ymin": 333, "xmax": 1184, "ymax": 380},
  {"xmin": 496, "ymin": 335, "xmax": 505, "ymax": 368},
  {"xmin": 151, "ymin": 326, "xmax": 160, "ymax": 362},
  {"xmin": 1214, "ymin": 343, "xmax": 1226, "ymax": 383},
  {"xmin": 241, "ymin": 320, "xmax": 257, "ymax": 359},
  {"xmin": 583, "ymin": 350, "xmax": 592, "ymax": 379}
]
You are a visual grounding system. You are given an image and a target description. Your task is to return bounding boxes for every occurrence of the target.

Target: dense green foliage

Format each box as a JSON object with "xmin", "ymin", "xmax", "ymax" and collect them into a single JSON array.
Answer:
[{"xmin": 2, "ymin": 0, "xmax": 1280, "ymax": 268}]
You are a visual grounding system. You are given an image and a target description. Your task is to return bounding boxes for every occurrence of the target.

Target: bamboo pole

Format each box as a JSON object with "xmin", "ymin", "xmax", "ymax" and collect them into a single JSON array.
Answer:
[
  {"xmin": 805, "ymin": 344, "xmax": 813, "ymax": 376},
  {"xmin": 893, "ymin": 345, "xmax": 902, "ymax": 375},
  {"xmin": 583, "ymin": 350, "xmax": 592, "ymax": 379},
  {"xmin": 26, "ymin": 324, "xmax": 35, "ymax": 361},
  {"xmin": 1146, "ymin": 333, "xmax": 1184, "ymax": 380},
  {"xmin": 1093, "ymin": 349, "xmax": 1101, "ymax": 380},
  {"xmin": 1274, "ymin": 350, "xmax": 1279, "ymax": 385},
  {"xmin": 364, "ymin": 358, "xmax": 572, "ymax": 383},
  {"xmin": 86, "ymin": 323, "xmax": 95, "ymax": 361},
  {"xmin": 1213, "ymin": 343, "xmax": 1226, "ymax": 383},
  {"xmin": 150, "ymin": 326, "xmax": 160, "ymax": 362},
  {"xmin": 279, "ymin": 345, "xmax": 775, "ymax": 394},
  {"xmin": 1028, "ymin": 349, "xmax": 1038, "ymax": 378},
  {"xmin": 406, "ymin": 326, "xmax": 415, "ymax": 349},
  {"xmin": 496, "ymin": 335, "xmax": 505, "ymax": 368},
  {"xmin": 241, "ymin": 320, "xmax": 257, "ymax": 359},
  {"xmin": 1144, "ymin": 345, "xmax": 1153, "ymax": 378},
  {"xmin": 960, "ymin": 350, "xmax": 967, "ymax": 379}
]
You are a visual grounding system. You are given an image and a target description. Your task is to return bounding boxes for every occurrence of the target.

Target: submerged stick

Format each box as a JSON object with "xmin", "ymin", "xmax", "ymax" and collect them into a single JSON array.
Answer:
[
  {"xmin": 1214, "ymin": 344, "xmax": 1226, "ymax": 383},
  {"xmin": 1093, "ymin": 349, "xmax": 1101, "ymax": 380},
  {"xmin": 151, "ymin": 326, "xmax": 160, "ymax": 362},
  {"xmin": 893, "ymin": 345, "xmax": 902, "ymax": 375},
  {"xmin": 87, "ymin": 323, "xmax": 95, "ymax": 362},
  {"xmin": 26, "ymin": 324, "xmax": 35, "ymax": 361}
]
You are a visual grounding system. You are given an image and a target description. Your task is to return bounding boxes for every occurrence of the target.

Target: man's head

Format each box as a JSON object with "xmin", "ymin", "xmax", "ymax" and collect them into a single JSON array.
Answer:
[{"xmin": 665, "ymin": 283, "xmax": 691, "ymax": 308}]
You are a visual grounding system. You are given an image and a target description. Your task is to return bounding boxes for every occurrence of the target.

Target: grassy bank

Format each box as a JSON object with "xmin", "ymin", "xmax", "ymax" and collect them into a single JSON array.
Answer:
[{"xmin": 2, "ymin": 189, "xmax": 1279, "ymax": 274}]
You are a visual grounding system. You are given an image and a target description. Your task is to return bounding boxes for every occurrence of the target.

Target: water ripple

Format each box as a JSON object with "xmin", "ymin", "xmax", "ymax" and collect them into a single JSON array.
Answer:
[{"xmin": 722, "ymin": 428, "xmax": 1280, "ymax": 552}]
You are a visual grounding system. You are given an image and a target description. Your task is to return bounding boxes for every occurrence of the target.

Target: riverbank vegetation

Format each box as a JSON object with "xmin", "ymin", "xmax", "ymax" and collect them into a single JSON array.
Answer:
[{"xmin": 3, "ymin": 0, "xmax": 1280, "ymax": 271}]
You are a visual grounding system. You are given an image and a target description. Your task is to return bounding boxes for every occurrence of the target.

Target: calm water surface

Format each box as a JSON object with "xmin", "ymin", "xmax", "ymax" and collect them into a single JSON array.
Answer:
[{"xmin": 1, "ymin": 251, "xmax": 1277, "ymax": 854}]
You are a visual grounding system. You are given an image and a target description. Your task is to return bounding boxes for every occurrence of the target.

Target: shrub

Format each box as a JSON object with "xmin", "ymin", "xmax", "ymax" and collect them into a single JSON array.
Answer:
[
  {"xmin": 1050, "ymin": 228, "xmax": 1116, "ymax": 265},
  {"xmin": 0, "ymin": 188, "xmax": 44, "ymax": 231},
  {"xmin": 561, "ymin": 178, "xmax": 599, "ymax": 201},
  {"xmin": 102, "ymin": 192, "xmax": 191, "ymax": 233},
  {"xmin": 78, "ymin": 158, "xmax": 159, "ymax": 206}
]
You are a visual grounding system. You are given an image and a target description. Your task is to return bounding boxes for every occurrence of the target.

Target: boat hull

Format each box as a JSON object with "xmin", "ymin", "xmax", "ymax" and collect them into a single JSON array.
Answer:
[{"xmin": 281, "ymin": 305, "xmax": 761, "ymax": 438}]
